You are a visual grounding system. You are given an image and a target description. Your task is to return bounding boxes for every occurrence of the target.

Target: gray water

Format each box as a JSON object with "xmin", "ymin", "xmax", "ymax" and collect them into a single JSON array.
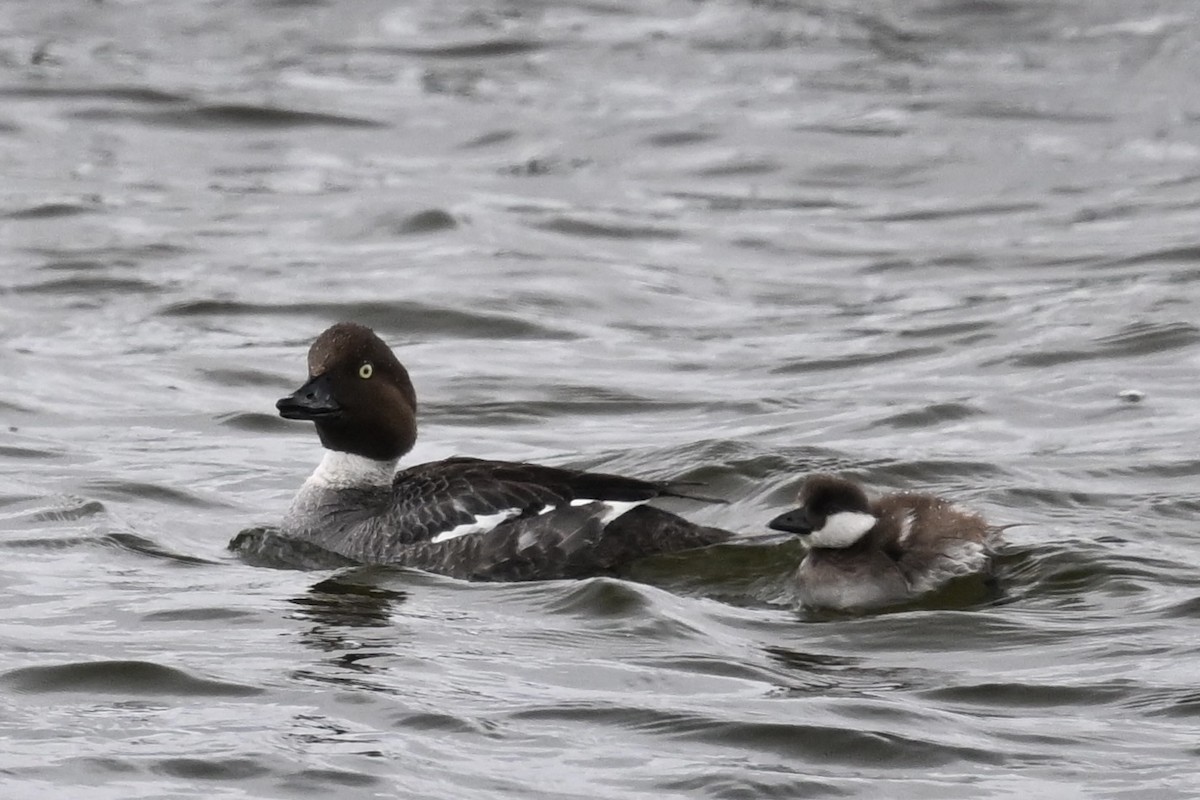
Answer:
[{"xmin": 3, "ymin": 0, "xmax": 1200, "ymax": 797}]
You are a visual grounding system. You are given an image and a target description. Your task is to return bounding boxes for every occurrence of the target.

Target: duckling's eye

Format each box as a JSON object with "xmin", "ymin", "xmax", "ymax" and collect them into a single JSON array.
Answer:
[{"xmin": 358, "ymin": 362, "xmax": 373, "ymax": 380}]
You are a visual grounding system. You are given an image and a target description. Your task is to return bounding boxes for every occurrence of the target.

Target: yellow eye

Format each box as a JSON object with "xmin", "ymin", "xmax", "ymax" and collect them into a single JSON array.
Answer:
[{"xmin": 358, "ymin": 362, "xmax": 373, "ymax": 380}]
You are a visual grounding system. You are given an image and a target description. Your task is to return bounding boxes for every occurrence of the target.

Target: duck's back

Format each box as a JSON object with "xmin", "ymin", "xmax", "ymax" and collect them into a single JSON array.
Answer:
[
  {"xmin": 282, "ymin": 456, "xmax": 731, "ymax": 576},
  {"xmin": 392, "ymin": 504, "xmax": 731, "ymax": 581}
]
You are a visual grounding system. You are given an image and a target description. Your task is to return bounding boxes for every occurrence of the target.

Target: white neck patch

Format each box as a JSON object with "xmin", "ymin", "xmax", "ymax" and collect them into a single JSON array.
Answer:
[
  {"xmin": 808, "ymin": 511, "xmax": 876, "ymax": 548},
  {"xmin": 307, "ymin": 450, "xmax": 397, "ymax": 489}
]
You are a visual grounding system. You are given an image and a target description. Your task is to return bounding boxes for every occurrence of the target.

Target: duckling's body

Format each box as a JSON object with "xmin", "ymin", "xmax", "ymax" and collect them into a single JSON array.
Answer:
[{"xmin": 769, "ymin": 475, "xmax": 996, "ymax": 610}]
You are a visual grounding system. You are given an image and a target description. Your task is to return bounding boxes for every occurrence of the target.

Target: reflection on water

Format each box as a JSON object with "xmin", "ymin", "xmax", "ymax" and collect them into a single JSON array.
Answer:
[{"xmin": 290, "ymin": 570, "xmax": 410, "ymax": 632}]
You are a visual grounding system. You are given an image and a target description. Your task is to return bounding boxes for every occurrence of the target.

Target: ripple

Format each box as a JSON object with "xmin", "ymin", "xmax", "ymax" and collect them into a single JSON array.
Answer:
[
  {"xmin": 948, "ymin": 100, "xmax": 1114, "ymax": 124},
  {"xmin": 897, "ymin": 320, "xmax": 995, "ymax": 339},
  {"xmin": 681, "ymin": 720, "xmax": 1003, "ymax": 768},
  {"xmin": 345, "ymin": 208, "xmax": 459, "ymax": 237},
  {"xmin": 867, "ymin": 200, "xmax": 1042, "ymax": 222},
  {"xmin": 11, "ymin": 276, "xmax": 163, "ymax": 295},
  {"xmin": 771, "ymin": 347, "xmax": 942, "ymax": 373},
  {"xmin": 350, "ymin": 38, "xmax": 546, "ymax": 58},
  {"xmin": 539, "ymin": 577, "xmax": 661, "ymax": 619},
  {"xmin": 70, "ymin": 102, "xmax": 386, "ymax": 130},
  {"xmin": 1156, "ymin": 596, "xmax": 1200, "ymax": 620},
  {"xmin": 393, "ymin": 208, "xmax": 457, "ymax": 235},
  {"xmin": 626, "ymin": 540, "xmax": 802, "ymax": 606},
  {"xmin": 1083, "ymin": 458, "xmax": 1200, "ymax": 480},
  {"xmin": 200, "ymin": 368, "xmax": 292, "ymax": 388},
  {"xmin": 280, "ymin": 769, "xmax": 384, "ymax": 790},
  {"xmin": 1100, "ymin": 244, "xmax": 1200, "ymax": 268},
  {"xmin": 103, "ymin": 532, "xmax": 216, "ymax": 565},
  {"xmin": 798, "ymin": 116, "xmax": 909, "ymax": 138},
  {"xmin": 28, "ymin": 498, "xmax": 107, "ymax": 522},
  {"xmin": 426, "ymin": 392, "xmax": 687, "ymax": 424},
  {"xmin": 141, "ymin": 607, "xmax": 260, "ymax": 623},
  {"xmin": 693, "ymin": 157, "xmax": 781, "ymax": 178},
  {"xmin": 509, "ymin": 703, "xmax": 1000, "ymax": 768},
  {"xmin": 533, "ymin": 215, "xmax": 680, "ymax": 240},
  {"xmin": 764, "ymin": 646, "xmax": 936, "ymax": 694},
  {"xmin": 1096, "ymin": 321, "xmax": 1200, "ymax": 356},
  {"xmin": 994, "ymin": 486, "xmax": 1129, "ymax": 511},
  {"xmin": 153, "ymin": 757, "xmax": 271, "ymax": 780},
  {"xmin": 0, "ymin": 85, "xmax": 188, "ymax": 103},
  {"xmin": 920, "ymin": 681, "xmax": 1129, "ymax": 708},
  {"xmin": 5, "ymin": 201, "xmax": 99, "ymax": 220},
  {"xmin": 1003, "ymin": 541, "xmax": 1178, "ymax": 602},
  {"xmin": 84, "ymin": 479, "xmax": 224, "ymax": 509},
  {"xmin": 159, "ymin": 300, "xmax": 577, "ymax": 340},
  {"xmin": 1149, "ymin": 496, "xmax": 1200, "ymax": 520},
  {"xmin": 391, "ymin": 711, "xmax": 504, "ymax": 737},
  {"xmin": 660, "ymin": 771, "xmax": 847, "ymax": 799},
  {"xmin": 666, "ymin": 190, "xmax": 845, "ymax": 211},
  {"xmin": 500, "ymin": 155, "xmax": 590, "ymax": 176},
  {"xmin": 71, "ymin": 757, "xmax": 140, "ymax": 775},
  {"xmin": 1, "ymin": 660, "xmax": 262, "ymax": 696},
  {"xmin": 1139, "ymin": 689, "xmax": 1200, "ymax": 719},
  {"xmin": 459, "ymin": 129, "xmax": 518, "ymax": 148},
  {"xmin": 0, "ymin": 397, "xmax": 36, "ymax": 414},
  {"xmin": 645, "ymin": 130, "xmax": 717, "ymax": 147},
  {"xmin": 873, "ymin": 402, "xmax": 983, "ymax": 429},
  {"xmin": 26, "ymin": 242, "xmax": 191, "ymax": 263},
  {"xmin": 0, "ymin": 444, "xmax": 58, "ymax": 459},
  {"xmin": 1004, "ymin": 321, "xmax": 1200, "ymax": 367},
  {"xmin": 215, "ymin": 411, "xmax": 293, "ymax": 432}
]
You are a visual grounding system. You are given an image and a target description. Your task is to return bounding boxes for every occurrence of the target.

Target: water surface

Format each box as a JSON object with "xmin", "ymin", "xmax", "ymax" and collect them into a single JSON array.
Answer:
[{"xmin": 2, "ymin": 1, "xmax": 1200, "ymax": 797}]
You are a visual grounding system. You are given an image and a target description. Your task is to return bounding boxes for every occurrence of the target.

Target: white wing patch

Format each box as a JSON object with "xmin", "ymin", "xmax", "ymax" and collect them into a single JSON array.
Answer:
[
  {"xmin": 431, "ymin": 509, "xmax": 522, "ymax": 543},
  {"xmin": 428, "ymin": 499, "xmax": 647, "ymax": 544},
  {"xmin": 897, "ymin": 511, "xmax": 916, "ymax": 545},
  {"xmin": 570, "ymin": 498, "xmax": 646, "ymax": 524},
  {"xmin": 809, "ymin": 511, "xmax": 876, "ymax": 549}
]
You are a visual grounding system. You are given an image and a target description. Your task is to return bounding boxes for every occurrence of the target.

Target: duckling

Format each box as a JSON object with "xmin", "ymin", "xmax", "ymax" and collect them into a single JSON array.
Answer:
[{"xmin": 768, "ymin": 474, "xmax": 996, "ymax": 610}]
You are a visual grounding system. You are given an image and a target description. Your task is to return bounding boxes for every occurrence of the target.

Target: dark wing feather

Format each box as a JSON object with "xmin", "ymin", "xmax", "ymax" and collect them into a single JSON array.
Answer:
[
  {"xmin": 389, "ymin": 504, "xmax": 606, "ymax": 581},
  {"xmin": 389, "ymin": 503, "xmax": 732, "ymax": 581},
  {"xmin": 291, "ymin": 457, "xmax": 731, "ymax": 570},
  {"xmin": 386, "ymin": 457, "xmax": 690, "ymax": 544}
]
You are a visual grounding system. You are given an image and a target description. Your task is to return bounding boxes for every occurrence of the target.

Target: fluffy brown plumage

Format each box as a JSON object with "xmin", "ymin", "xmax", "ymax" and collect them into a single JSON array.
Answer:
[{"xmin": 769, "ymin": 474, "xmax": 998, "ymax": 610}]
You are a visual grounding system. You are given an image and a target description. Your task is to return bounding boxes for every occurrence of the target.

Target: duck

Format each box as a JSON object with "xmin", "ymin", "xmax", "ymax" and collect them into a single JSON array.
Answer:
[
  {"xmin": 767, "ymin": 474, "xmax": 997, "ymax": 610},
  {"xmin": 268, "ymin": 322, "xmax": 732, "ymax": 580}
]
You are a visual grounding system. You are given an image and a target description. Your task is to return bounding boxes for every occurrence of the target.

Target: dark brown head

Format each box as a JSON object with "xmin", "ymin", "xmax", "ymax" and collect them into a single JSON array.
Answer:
[
  {"xmin": 276, "ymin": 322, "xmax": 418, "ymax": 461},
  {"xmin": 767, "ymin": 474, "xmax": 876, "ymax": 548}
]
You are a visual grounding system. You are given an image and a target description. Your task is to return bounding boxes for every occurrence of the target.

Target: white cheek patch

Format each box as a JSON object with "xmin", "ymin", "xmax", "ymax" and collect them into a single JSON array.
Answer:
[
  {"xmin": 808, "ymin": 511, "xmax": 876, "ymax": 548},
  {"xmin": 431, "ymin": 509, "xmax": 522, "ymax": 543}
]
